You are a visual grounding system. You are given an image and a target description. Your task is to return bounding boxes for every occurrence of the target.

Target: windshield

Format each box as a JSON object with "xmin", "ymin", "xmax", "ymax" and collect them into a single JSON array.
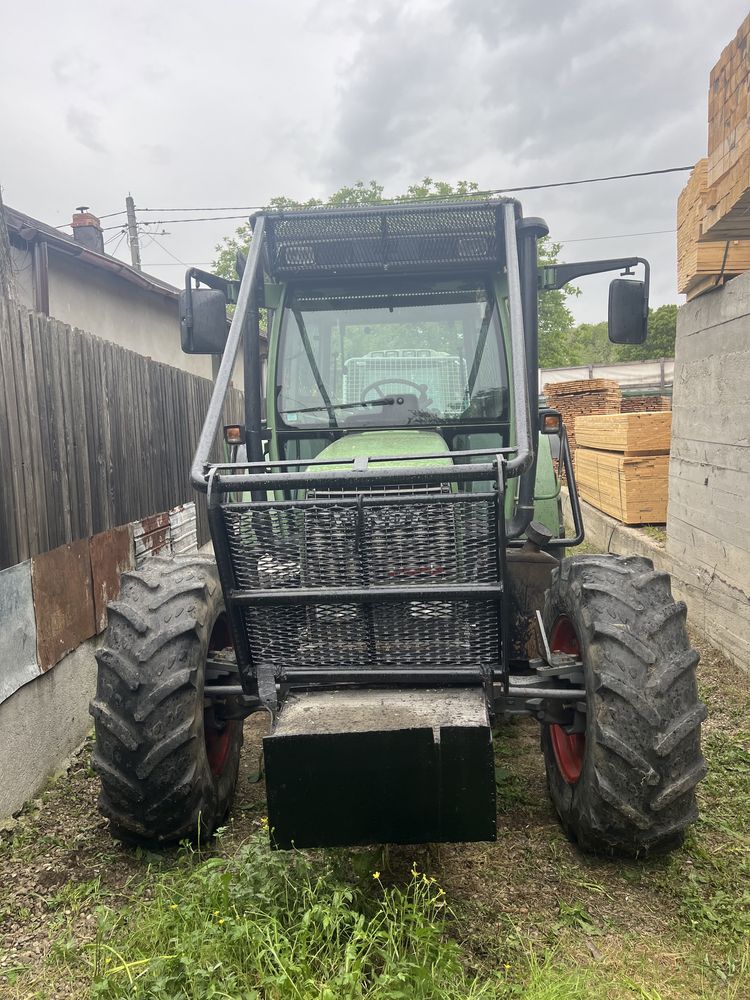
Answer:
[{"xmin": 276, "ymin": 280, "xmax": 507, "ymax": 428}]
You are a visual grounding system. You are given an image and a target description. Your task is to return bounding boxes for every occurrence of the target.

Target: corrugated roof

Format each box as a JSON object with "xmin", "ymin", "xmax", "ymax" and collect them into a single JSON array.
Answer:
[{"xmin": 5, "ymin": 206, "xmax": 179, "ymax": 301}]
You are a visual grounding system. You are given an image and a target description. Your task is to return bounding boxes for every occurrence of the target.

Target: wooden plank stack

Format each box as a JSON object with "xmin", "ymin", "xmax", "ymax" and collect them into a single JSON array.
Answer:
[
  {"xmin": 573, "ymin": 413, "xmax": 672, "ymax": 525},
  {"xmin": 620, "ymin": 395, "xmax": 671, "ymax": 413},
  {"xmin": 543, "ymin": 379, "xmax": 621, "ymax": 454},
  {"xmin": 676, "ymin": 159, "xmax": 750, "ymax": 298},
  {"xmin": 676, "ymin": 13, "xmax": 750, "ymax": 299}
]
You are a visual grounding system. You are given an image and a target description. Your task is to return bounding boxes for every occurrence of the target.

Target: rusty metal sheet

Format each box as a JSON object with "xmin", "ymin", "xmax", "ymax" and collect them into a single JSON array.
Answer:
[
  {"xmin": 169, "ymin": 502, "xmax": 198, "ymax": 555},
  {"xmin": 133, "ymin": 511, "xmax": 171, "ymax": 566},
  {"xmin": 31, "ymin": 539, "xmax": 96, "ymax": 671},
  {"xmin": 0, "ymin": 560, "xmax": 41, "ymax": 703},
  {"xmin": 90, "ymin": 525, "xmax": 134, "ymax": 633}
]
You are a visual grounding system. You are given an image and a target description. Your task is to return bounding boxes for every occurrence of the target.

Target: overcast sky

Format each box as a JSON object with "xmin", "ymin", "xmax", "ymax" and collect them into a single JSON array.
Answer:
[{"xmin": 1, "ymin": 0, "xmax": 748, "ymax": 322}]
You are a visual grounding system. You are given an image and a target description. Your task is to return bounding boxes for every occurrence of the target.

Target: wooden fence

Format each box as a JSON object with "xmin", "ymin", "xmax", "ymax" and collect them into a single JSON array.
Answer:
[{"xmin": 0, "ymin": 295, "xmax": 243, "ymax": 570}]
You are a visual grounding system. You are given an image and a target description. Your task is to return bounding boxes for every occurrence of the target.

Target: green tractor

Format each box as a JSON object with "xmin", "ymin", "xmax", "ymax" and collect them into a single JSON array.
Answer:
[{"xmin": 90, "ymin": 199, "xmax": 706, "ymax": 855}]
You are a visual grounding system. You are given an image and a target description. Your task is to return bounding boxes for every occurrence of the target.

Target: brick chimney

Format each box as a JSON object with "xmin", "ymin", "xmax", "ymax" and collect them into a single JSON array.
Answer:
[{"xmin": 71, "ymin": 206, "xmax": 104, "ymax": 254}]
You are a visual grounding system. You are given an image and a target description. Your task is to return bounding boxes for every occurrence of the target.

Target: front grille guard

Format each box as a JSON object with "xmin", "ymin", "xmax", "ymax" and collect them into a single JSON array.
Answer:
[{"xmin": 207, "ymin": 472, "xmax": 511, "ymax": 708}]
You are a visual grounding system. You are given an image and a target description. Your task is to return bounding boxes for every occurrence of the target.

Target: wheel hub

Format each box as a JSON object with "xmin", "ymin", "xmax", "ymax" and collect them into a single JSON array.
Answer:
[
  {"xmin": 549, "ymin": 615, "xmax": 585, "ymax": 784},
  {"xmin": 205, "ymin": 615, "xmax": 237, "ymax": 777}
]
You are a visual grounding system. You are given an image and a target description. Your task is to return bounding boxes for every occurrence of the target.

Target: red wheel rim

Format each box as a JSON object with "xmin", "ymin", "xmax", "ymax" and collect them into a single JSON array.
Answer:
[
  {"xmin": 205, "ymin": 615, "xmax": 236, "ymax": 777},
  {"xmin": 549, "ymin": 615, "xmax": 585, "ymax": 785},
  {"xmin": 205, "ymin": 724, "xmax": 233, "ymax": 777}
]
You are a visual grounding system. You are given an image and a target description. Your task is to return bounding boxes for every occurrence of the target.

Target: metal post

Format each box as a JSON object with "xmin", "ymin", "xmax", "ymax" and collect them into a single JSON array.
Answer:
[{"xmin": 125, "ymin": 195, "xmax": 142, "ymax": 271}]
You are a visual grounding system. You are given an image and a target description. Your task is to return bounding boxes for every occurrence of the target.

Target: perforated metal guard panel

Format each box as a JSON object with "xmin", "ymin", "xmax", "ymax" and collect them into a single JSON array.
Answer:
[
  {"xmin": 263, "ymin": 202, "xmax": 504, "ymax": 278},
  {"xmin": 223, "ymin": 498, "xmax": 499, "ymax": 671},
  {"xmin": 344, "ymin": 351, "xmax": 468, "ymax": 415}
]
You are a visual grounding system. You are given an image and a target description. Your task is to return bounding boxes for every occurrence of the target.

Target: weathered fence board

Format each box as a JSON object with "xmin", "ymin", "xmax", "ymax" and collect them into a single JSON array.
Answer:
[{"xmin": 0, "ymin": 297, "xmax": 243, "ymax": 570}]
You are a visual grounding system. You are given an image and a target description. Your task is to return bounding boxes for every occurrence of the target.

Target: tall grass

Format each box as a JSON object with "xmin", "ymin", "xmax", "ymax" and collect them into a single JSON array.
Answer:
[{"xmin": 90, "ymin": 832, "xmax": 503, "ymax": 999}]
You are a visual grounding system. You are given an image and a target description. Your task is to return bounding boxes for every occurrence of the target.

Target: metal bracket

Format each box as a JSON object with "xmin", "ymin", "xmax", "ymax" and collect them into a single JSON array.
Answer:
[
  {"xmin": 534, "ymin": 610, "xmax": 583, "ymax": 675},
  {"xmin": 257, "ymin": 663, "xmax": 278, "ymax": 715}
]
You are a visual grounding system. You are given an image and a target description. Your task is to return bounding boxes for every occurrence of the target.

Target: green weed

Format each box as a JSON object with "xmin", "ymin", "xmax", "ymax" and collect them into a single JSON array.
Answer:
[{"xmin": 88, "ymin": 833, "xmax": 501, "ymax": 999}]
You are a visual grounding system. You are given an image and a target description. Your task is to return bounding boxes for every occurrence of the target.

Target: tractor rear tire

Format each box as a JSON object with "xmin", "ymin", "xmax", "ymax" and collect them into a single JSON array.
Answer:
[
  {"xmin": 541, "ymin": 554, "xmax": 706, "ymax": 857},
  {"xmin": 90, "ymin": 555, "xmax": 243, "ymax": 845}
]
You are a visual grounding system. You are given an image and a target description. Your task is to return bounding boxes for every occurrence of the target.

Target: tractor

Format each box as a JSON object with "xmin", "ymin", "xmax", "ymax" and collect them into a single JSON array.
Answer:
[{"xmin": 90, "ymin": 199, "xmax": 706, "ymax": 855}]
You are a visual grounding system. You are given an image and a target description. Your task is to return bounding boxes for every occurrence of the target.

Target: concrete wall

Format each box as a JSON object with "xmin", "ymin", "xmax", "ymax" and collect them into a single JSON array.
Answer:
[
  {"xmin": 561, "ymin": 490, "xmax": 747, "ymax": 675},
  {"xmin": 0, "ymin": 638, "xmax": 98, "ymax": 820},
  {"xmin": 667, "ymin": 274, "xmax": 750, "ymax": 671}
]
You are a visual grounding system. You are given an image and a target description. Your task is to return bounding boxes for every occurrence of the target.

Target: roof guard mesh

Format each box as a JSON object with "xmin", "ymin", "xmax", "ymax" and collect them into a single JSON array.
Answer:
[{"xmin": 262, "ymin": 200, "xmax": 510, "ymax": 278}]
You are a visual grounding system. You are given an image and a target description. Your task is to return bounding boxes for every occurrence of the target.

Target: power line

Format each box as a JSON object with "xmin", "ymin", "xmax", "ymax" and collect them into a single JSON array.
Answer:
[
  {"xmin": 494, "ymin": 165, "xmax": 693, "ymax": 194},
  {"xmin": 143, "ymin": 231, "xmax": 188, "ymax": 265},
  {"xmin": 101, "ymin": 214, "xmax": 250, "ymax": 230},
  {"xmin": 126, "ymin": 165, "xmax": 695, "ymax": 217},
  {"xmin": 558, "ymin": 227, "xmax": 676, "ymax": 244}
]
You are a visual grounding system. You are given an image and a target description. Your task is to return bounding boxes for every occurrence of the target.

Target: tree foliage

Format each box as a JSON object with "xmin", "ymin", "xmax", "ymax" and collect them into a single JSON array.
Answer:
[
  {"xmin": 211, "ymin": 179, "xmax": 677, "ymax": 366},
  {"xmin": 563, "ymin": 304, "xmax": 677, "ymax": 367}
]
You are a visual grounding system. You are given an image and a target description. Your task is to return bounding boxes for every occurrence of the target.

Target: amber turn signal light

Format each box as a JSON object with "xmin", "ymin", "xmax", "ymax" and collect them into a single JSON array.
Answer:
[
  {"xmin": 540, "ymin": 410, "xmax": 562, "ymax": 435},
  {"xmin": 223, "ymin": 424, "xmax": 245, "ymax": 445}
]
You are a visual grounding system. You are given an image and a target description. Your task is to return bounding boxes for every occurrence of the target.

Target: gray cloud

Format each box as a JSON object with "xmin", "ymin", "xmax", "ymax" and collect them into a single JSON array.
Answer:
[
  {"xmin": 66, "ymin": 107, "xmax": 107, "ymax": 153},
  {"xmin": 2, "ymin": 0, "xmax": 749, "ymax": 320}
]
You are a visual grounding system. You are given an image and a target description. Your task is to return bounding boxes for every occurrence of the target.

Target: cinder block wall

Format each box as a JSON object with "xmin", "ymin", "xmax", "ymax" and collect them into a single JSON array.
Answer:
[{"xmin": 667, "ymin": 273, "xmax": 750, "ymax": 670}]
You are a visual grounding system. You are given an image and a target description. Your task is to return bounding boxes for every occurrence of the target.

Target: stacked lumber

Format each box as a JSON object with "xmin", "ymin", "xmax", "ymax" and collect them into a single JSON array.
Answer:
[
  {"xmin": 707, "ymin": 12, "xmax": 750, "ymax": 188},
  {"xmin": 676, "ymin": 159, "xmax": 750, "ymax": 297},
  {"xmin": 573, "ymin": 413, "xmax": 672, "ymax": 525},
  {"xmin": 543, "ymin": 379, "xmax": 621, "ymax": 454},
  {"xmin": 574, "ymin": 451, "xmax": 670, "ymax": 525},
  {"xmin": 675, "ymin": 13, "xmax": 750, "ymax": 299},
  {"xmin": 575, "ymin": 412, "xmax": 671, "ymax": 455},
  {"xmin": 699, "ymin": 12, "xmax": 750, "ymax": 241},
  {"xmin": 620, "ymin": 395, "xmax": 671, "ymax": 413}
]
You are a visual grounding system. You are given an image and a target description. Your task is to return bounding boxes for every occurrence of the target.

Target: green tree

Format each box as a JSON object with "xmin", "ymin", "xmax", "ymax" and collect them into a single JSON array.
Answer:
[
  {"xmin": 537, "ymin": 238, "xmax": 578, "ymax": 368},
  {"xmin": 567, "ymin": 320, "xmax": 617, "ymax": 366},
  {"xmin": 618, "ymin": 303, "xmax": 677, "ymax": 361},
  {"xmin": 564, "ymin": 304, "xmax": 678, "ymax": 368}
]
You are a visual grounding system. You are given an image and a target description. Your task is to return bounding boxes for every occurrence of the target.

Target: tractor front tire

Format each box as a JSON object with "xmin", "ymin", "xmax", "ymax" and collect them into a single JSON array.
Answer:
[
  {"xmin": 541, "ymin": 554, "xmax": 706, "ymax": 856},
  {"xmin": 90, "ymin": 555, "xmax": 243, "ymax": 845}
]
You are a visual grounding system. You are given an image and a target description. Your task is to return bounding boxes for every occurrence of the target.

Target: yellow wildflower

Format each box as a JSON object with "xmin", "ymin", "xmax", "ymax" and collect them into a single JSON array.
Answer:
[{"xmin": 372, "ymin": 871, "xmax": 381, "ymax": 880}]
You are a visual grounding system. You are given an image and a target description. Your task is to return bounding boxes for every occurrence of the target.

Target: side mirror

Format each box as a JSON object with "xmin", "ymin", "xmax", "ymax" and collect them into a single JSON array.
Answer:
[
  {"xmin": 179, "ymin": 287, "xmax": 229, "ymax": 354},
  {"xmin": 608, "ymin": 278, "xmax": 647, "ymax": 344}
]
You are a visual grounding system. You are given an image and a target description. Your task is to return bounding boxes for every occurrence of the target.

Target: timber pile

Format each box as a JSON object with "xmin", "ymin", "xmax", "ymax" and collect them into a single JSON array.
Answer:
[
  {"xmin": 621, "ymin": 395, "xmax": 671, "ymax": 413},
  {"xmin": 574, "ymin": 451, "xmax": 669, "ymax": 525},
  {"xmin": 543, "ymin": 379, "xmax": 621, "ymax": 453},
  {"xmin": 677, "ymin": 13, "xmax": 750, "ymax": 299},
  {"xmin": 676, "ymin": 159, "xmax": 750, "ymax": 298},
  {"xmin": 573, "ymin": 412, "xmax": 671, "ymax": 525},
  {"xmin": 574, "ymin": 412, "xmax": 672, "ymax": 455}
]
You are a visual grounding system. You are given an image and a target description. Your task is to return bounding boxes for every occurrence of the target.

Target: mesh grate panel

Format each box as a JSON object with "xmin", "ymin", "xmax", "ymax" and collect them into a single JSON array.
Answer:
[
  {"xmin": 344, "ymin": 350, "xmax": 468, "ymax": 415},
  {"xmin": 223, "ymin": 497, "xmax": 499, "ymax": 671},
  {"xmin": 263, "ymin": 203, "xmax": 504, "ymax": 278}
]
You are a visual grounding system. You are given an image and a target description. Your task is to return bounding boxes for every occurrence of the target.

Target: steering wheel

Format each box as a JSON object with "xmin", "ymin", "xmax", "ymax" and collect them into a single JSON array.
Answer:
[{"xmin": 361, "ymin": 378, "xmax": 432, "ymax": 409}]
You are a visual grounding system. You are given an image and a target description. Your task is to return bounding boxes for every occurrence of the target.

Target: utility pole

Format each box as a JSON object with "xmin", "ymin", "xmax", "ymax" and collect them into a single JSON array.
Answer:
[{"xmin": 125, "ymin": 194, "xmax": 142, "ymax": 271}]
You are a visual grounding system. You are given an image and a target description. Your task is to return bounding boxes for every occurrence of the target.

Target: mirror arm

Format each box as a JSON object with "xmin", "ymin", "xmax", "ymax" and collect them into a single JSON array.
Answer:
[
  {"xmin": 542, "ymin": 256, "xmax": 650, "ymax": 315},
  {"xmin": 185, "ymin": 267, "xmax": 241, "ymax": 304}
]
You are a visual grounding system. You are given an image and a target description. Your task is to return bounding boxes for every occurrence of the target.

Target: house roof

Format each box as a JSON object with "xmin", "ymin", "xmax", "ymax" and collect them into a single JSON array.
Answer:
[{"xmin": 5, "ymin": 206, "xmax": 179, "ymax": 301}]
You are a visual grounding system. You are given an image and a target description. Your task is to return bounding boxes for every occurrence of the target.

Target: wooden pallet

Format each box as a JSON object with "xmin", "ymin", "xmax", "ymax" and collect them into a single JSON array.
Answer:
[
  {"xmin": 575, "ymin": 449, "xmax": 669, "ymax": 525},
  {"xmin": 574, "ymin": 412, "xmax": 672, "ymax": 455}
]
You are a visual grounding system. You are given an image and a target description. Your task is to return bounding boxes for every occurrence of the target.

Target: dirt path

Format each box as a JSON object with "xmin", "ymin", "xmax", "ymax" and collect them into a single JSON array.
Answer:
[{"xmin": 1, "ymin": 627, "xmax": 748, "ymax": 999}]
